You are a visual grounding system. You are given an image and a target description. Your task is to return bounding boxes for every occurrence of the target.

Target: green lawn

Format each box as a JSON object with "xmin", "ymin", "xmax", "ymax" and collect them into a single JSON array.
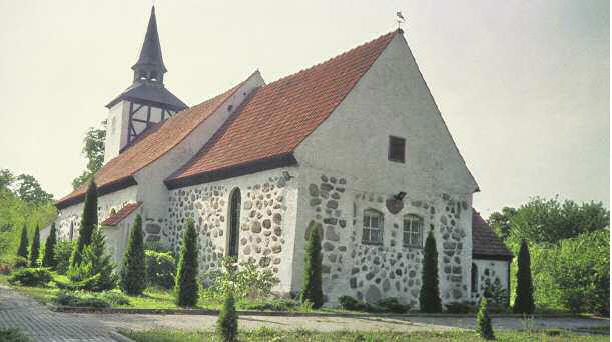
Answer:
[{"xmin": 122, "ymin": 327, "xmax": 608, "ymax": 342}]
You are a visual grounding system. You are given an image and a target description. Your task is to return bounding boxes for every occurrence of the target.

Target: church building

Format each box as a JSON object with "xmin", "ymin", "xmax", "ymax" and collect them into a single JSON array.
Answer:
[{"xmin": 54, "ymin": 7, "xmax": 512, "ymax": 306}]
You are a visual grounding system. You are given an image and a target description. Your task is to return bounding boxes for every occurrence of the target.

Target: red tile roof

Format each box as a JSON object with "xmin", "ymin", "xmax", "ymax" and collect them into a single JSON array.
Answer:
[
  {"xmin": 100, "ymin": 202, "xmax": 142, "ymax": 226},
  {"xmin": 166, "ymin": 30, "xmax": 400, "ymax": 185},
  {"xmin": 472, "ymin": 210, "xmax": 513, "ymax": 260},
  {"xmin": 56, "ymin": 79, "xmax": 246, "ymax": 209}
]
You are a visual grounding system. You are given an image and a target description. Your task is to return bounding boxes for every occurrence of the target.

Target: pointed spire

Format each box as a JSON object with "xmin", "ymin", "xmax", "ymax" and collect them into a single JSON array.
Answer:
[{"xmin": 132, "ymin": 6, "xmax": 167, "ymax": 83}]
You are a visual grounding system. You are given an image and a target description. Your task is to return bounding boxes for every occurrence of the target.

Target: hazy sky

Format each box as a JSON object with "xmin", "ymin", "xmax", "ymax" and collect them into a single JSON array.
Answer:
[{"xmin": 0, "ymin": 1, "xmax": 608, "ymax": 216}]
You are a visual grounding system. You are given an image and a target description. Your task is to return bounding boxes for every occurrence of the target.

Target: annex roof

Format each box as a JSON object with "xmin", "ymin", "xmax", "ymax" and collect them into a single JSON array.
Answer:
[
  {"xmin": 472, "ymin": 210, "xmax": 514, "ymax": 261},
  {"xmin": 56, "ymin": 79, "xmax": 246, "ymax": 209},
  {"xmin": 100, "ymin": 202, "xmax": 142, "ymax": 226},
  {"xmin": 166, "ymin": 29, "xmax": 400, "ymax": 188}
]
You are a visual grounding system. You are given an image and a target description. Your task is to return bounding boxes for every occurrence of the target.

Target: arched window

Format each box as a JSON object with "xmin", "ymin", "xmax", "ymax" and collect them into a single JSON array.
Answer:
[
  {"xmin": 471, "ymin": 263, "xmax": 478, "ymax": 293},
  {"xmin": 403, "ymin": 214, "xmax": 424, "ymax": 248},
  {"xmin": 69, "ymin": 222, "xmax": 74, "ymax": 241},
  {"xmin": 363, "ymin": 209, "xmax": 384, "ymax": 245},
  {"xmin": 227, "ymin": 188, "xmax": 241, "ymax": 257}
]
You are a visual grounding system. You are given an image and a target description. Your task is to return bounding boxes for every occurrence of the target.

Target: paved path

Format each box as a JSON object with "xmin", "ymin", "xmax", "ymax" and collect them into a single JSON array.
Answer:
[{"xmin": 0, "ymin": 284, "xmax": 120, "ymax": 342}]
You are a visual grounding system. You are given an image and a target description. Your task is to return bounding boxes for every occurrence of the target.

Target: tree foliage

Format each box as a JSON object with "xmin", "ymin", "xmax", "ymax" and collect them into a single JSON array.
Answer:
[
  {"xmin": 16, "ymin": 225, "xmax": 28, "ymax": 259},
  {"xmin": 14, "ymin": 174, "xmax": 53, "ymax": 205},
  {"xmin": 513, "ymin": 240, "xmax": 535, "ymax": 314},
  {"xmin": 71, "ymin": 180, "xmax": 98, "ymax": 267},
  {"xmin": 175, "ymin": 219, "xmax": 199, "ymax": 307},
  {"xmin": 29, "ymin": 225, "xmax": 40, "ymax": 267},
  {"xmin": 300, "ymin": 222, "xmax": 324, "ymax": 308},
  {"xmin": 120, "ymin": 215, "xmax": 146, "ymax": 295},
  {"xmin": 72, "ymin": 124, "xmax": 106, "ymax": 190},
  {"xmin": 42, "ymin": 223, "xmax": 57, "ymax": 268},
  {"xmin": 419, "ymin": 230, "xmax": 442, "ymax": 313}
]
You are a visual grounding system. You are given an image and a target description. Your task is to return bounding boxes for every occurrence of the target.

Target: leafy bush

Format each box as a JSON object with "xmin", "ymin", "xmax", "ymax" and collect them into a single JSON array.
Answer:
[
  {"xmin": 377, "ymin": 297, "xmax": 411, "ymax": 314},
  {"xmin": 120, "ymin": 215, "xmax": 146, "ymax": 295},
  {"xmin": 444, "ymin": 302, "xmax": 473, "ymax": 314},
  {"xmin": 8, "ymin": 267, "xmax": 52, "ymax": 286},
  {"xmin": 204, "ymin": 257, "xmax": 279, "ymax": 302},
  {"xmin": 0, "ymin": 256, "xmax": 28, "ymax": 274},
  {"xmin": 338, "ymin": 296, "xmax": 382, "ymax": 313},
  {"xmin": 54, "ymin": 240, "xmax": 74, "ymax": 275},
  {"xmin": 483, "ymin": 278, "xmax": 509, "ymax": 307},
  {"xmin": 476, "ymin": 298, "xmax": 495, "ymax": 340},
  {"xmin": 216, "ymin": 295, "xmax": 238, "ymax": 342},
  {"xmin": 239, "ymin": 298, "xmax": 300, "ymax": 312},
  {"xmin": 54, "ymin": 289, "xmax": 129, "ymax": 308},
  {"xmin": 0, "ymin": 328, "xmax": 30, "ymax": 342},
  {"xmin": 145, "ymin": 250, "xmax": 176, "ymax": 290}
]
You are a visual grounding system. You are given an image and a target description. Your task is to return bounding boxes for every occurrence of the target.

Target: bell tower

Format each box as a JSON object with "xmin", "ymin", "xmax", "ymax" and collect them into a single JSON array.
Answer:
[{"xmin": 104, "ymin": 6, "xmax": 187, "ymax": 163}]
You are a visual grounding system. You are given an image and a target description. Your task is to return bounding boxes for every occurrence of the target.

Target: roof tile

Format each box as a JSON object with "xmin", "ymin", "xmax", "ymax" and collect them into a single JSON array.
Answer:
[
  {"xmin": 472, "ymin": 210, "xmax": 513, "ymax": 260},
  {"xmin": 100, "ymin": 202, "xmax": 142, "ymax": 226}
]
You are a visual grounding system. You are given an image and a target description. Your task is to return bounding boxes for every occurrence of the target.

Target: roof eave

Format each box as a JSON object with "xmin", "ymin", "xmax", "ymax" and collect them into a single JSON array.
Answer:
[{"xmin": 55, "ymin": 176, "xmax": 138, "ymax": 210}]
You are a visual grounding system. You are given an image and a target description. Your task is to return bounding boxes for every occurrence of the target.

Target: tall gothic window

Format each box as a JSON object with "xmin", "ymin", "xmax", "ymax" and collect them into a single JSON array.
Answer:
[
  {"xmin": 471, "ymin": 263, "xmax": 478, "ymax": 293},
  {"xmin": 403, "ymin": 214, "xmax": 423, "ymax": 248},
  {"xmin": 228, "ymin": 188, "xmax": 241, "ymax": 257},
  {"xmin": 69, "ymin": 222, "xmax": 74, "ymax": 241},
  {"xmin": 363, "ymin": 209, "xmax": 384, "ymax": 245}
]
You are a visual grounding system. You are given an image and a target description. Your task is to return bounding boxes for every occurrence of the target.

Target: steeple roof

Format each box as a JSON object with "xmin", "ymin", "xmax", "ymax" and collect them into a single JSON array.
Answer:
[{"xmin": 132, "ymin": 6, "xmax": 166, "ymax": 74}]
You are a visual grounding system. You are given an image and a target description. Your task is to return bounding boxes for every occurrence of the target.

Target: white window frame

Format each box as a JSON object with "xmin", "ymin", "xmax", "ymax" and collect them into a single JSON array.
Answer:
[
  {"xmin": 363, "ymin": 209, "xmax": 384, "ymax": 245},
  {"xmin": 403, "ymin": 214, "xmax": 423, "ymax": 248}
]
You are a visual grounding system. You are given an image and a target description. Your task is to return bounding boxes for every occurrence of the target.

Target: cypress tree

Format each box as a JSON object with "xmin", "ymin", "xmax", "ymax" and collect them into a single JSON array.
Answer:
[
  {"xmin": 42, "ymin": 223, "xmax": 58, "ymax": 268},
  {"xmin": 29, "ymin": 225, "xmax": 40, "ymax": 267},
  {"xmin": 513, "ymin": 239, "xmax": 535, "ymax": 314},
  {"xmin": 120, "ymin": 215, "xmax": 146, "ymax": 295},
  {"xmin": 67, "ymin": 226, "xmax": 117, "ymax": 291},
  {"xmin": 419, "ymin": 230, "xmax": 442, "ymax": 313},
  {"xmin": 300, "ymin": 222, "xmax": 324, "ymax": 308},
  {"xmin": 16, "ymin": 224, "xmax": 28, "ymax": 259},
  {"xmin": 477, "ymin": 298, "xmax": 495, "ymax": 340},
  {"xmin": 175, "ymin": 219, "xmax": 198, "ymax": 307},
  {"xmin": 72, "ymin": 180, "xmax": 98, "ymax": 266},
  {"xmin": 216, "ymin": 294, "xmax": 238, "ymax": 342}
]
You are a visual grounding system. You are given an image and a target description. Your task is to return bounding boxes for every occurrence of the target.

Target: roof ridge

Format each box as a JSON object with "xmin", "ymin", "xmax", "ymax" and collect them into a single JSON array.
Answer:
[{"xmin": 265, "ymin": 30, "xmax": 399, "ymax": 87}]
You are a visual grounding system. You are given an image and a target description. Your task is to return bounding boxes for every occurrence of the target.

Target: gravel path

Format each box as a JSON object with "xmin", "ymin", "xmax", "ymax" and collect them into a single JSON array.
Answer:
[
  {"xmin": 82, "ymin": 311, "xmax": 609, "ymax": 334},
  {"xmin": 0, "ymin": 283, "xmax": 608, "ymax": 340}
]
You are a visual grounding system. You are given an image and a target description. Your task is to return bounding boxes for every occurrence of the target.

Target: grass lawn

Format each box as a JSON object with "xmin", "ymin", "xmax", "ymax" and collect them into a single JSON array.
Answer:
[{"xmin": 123, "ymin": 327, "xmax": 609, "ymax": 342}]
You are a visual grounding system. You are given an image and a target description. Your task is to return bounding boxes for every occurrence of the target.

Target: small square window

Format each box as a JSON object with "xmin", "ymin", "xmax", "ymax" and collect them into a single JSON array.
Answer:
[{"xmin": 389, "ymin": 136, "xmax": 406, "ymax": 163}]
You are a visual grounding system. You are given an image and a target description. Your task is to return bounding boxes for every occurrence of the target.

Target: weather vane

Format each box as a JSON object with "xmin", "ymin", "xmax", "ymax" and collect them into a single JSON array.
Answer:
[{"xmin": 396, "ymin": 11, "xmax": 406, "ymax": 30}]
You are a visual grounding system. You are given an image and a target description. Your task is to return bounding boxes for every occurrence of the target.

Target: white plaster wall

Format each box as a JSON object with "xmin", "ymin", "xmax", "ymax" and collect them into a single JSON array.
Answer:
[
  {"xmin": 471, "ymin": 258, "xmax": 510, "ymax": 303},
  {"xmin": 292, "ymin": 33, "xmax": 478, "ymax": 305},
  {"xmin": 104, "ymin": 102, "xmax": 129, "ymax": 163},
  {"xmin": 167, "ymin": 167, "xmax": 298, "ymax": 295},
  {"xmin": 55, "ymin": 185, "xmax": 138, "ymax": 242},
  {"xmin": 102, "ymin": 209, "xmax": 140, "ymax": 266},
  {"xmin": 134, "ymin": 72, "xmax": 265, "ymax": 234}
]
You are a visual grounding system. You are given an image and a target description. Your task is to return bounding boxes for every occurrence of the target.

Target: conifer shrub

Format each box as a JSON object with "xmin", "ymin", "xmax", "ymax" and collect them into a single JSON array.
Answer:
[
  {"xmin": 513, "ymin": 239, "xmax": 535, "ymax": 314},
  {"xmin": 71, "ymin": 180, "xmax": 98, "ymax": 267},
  {"xmin": 216, "ymin": 294, "xmax": 238, "ymax": 342},
  {"xmin": 29, "ymin": 226, "xmax": 40, "ymax": 267},
  {"xmin": 42, "ymin": 223, "xmax": 58, "ymax": 268},
  {"xmin": 419, "ymin": 230, "xmax": 442, "ymax": 313},
  {"xmin": 16, "ymin": 225, "xmax": 28, "ymax": 259},
  {"xmin": 120, "ymin": 215, "xmax": 146, "ymax": 295},
  {"xmin": 300, "ymin": 222, "xmax": 324, "ymax": 308},
  {"xmin": 8, "ymin": 267, "xmax": 52, "ymax": 287},
  {"xmin": 175, "ymin": 219, "xmax": 198, "ymax": 307},
  {"xmin": 145, "ymin": 250, "xmax": 176, "ymax": 289},
  {"xmin": 0, "ymin": 256, "xmax": 27, "ymax": 274},
  {"xmin": 66, "ymin": 226, "xmax": 117, "ymax": 292},
  {"xmin": 477, "ymin": 298, "xmax": 495, "ymax": 340},
  {"xmin": 54, "ymin": 240, "xmax": 75, "ymax": 275}
]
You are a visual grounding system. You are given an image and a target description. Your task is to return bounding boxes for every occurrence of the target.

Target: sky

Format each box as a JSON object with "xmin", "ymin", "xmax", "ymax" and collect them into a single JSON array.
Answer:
[{"xmin": 0, "ymin": 1, "xmax": 609, "ymax": 217}]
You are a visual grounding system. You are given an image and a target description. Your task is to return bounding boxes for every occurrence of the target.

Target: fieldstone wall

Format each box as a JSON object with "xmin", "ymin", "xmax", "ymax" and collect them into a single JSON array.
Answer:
[
  {"xmin": 299, "ymin": 171, "xmax": 472, "ymax": 307},
  {"xmin": 471, "ymin": 259, "xmax": 510, "ymax": 303},
  {"xmin": 166, "ymin": 172, "xmax": 294, "ymax": 289}
]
